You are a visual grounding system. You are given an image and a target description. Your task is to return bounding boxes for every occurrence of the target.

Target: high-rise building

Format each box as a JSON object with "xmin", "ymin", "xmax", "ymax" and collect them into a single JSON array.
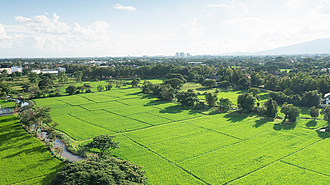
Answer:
[{"xmin": 175, "ymin": 52, "xmax": 179, "ymax": 58}]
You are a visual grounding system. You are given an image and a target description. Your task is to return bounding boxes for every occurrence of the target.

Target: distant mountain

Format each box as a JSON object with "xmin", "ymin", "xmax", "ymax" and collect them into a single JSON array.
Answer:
[{"xmin": 256, "ymin": 38, "xmax": 330, "ymax": 55}]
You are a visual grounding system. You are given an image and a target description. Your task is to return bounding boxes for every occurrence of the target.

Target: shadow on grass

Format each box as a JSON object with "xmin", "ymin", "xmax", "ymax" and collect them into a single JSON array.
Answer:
[
  {"xmin": 144, "ymin": 99, "xmax": 168, "ymax": 106},
  {"xmin": 306, "ymin": 120, "xmax": 317, "ymax": 128},
  {"xmin": 3, "ymin": 145, "xmax": 45, "ymax": 159},
  {"xmin": 316, "ymin": 130, "xmax": 330, "ymax": 139},
  {"xmin": 195, "ymin": 87, "xmax": 211, "ymax": 91},
  {"xmin": 224, "ymin": 112, "xmax": 248, "ymax": 123},
  {"xmin": 0, "ymin": 116, "xmax": 18, "ymax": 124},
  {"xmin": 254, "ymin": 118, "xmax": 272, "ymax": 128},
  {"xmin": 273, "ymin": 121, "xmax": 297, "ymax": 130},
  {"xmin": 159, "ymin": 105, "xmax": 188, "ymax": 114}
]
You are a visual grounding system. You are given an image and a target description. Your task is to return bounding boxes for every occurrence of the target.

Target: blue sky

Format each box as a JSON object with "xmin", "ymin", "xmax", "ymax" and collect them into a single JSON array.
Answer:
[{"xmin": 1, "ymin": 0, "xmax": 330, "ymax": 57}]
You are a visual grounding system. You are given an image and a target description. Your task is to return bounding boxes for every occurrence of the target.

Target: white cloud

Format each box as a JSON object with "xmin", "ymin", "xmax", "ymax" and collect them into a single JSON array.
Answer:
[
  {"xmin": 114, "ymin": 4, "xmax": 136, "ymax": 11},
  {"xmin": 286, "ymin": 0, "xmax": 307, "ymax": 9},
  {"xmin": 0, "ymin": 23, "xmax": 8, "ymax": 40},
  {"xmin": 14, "ymin": 13, "xmax": 110, "ymax": 40},
  {"xmin": 318, "ymin": 0, "xmax": 330, "ymax": 14}
]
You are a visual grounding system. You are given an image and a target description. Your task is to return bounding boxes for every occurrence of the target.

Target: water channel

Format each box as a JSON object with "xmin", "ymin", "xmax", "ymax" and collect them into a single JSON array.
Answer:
[{"xmin": 40, "ymin": 131, "xmax": 83, "ymax": 162}]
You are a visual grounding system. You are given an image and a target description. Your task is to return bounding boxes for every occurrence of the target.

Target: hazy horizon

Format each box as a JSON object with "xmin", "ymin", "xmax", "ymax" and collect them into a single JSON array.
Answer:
[{"xmin": 1, "ymin": 0, "xmax": 330, "ymax": 58}]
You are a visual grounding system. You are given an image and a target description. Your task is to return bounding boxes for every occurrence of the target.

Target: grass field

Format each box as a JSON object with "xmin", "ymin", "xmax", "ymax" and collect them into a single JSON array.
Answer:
[
  {"xmin": 0, "ymin": 115, "xmax": 64, "ymax": 185},
  {"xmin": 32, "ymin": 85, "xmax": 330, "ymax": 184}
]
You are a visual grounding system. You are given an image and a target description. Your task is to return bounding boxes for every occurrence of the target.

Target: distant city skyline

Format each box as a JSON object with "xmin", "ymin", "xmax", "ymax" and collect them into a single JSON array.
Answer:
[{"xmin": 1, "ymin": 0, "xmax": 330, "ymax": 57}]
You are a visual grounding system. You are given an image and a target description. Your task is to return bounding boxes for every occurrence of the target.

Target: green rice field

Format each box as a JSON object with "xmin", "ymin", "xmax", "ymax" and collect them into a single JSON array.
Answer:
[
  {"xmin": 32, "ymin": 87, "xmax": 330, "ymax": 184},
  {"xmin": 0, "ymin": 115, "xmax": 64, "ymax": 185}
]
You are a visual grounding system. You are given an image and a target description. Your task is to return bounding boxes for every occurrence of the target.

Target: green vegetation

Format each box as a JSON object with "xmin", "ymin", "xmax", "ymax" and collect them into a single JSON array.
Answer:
[
  {"xmin": 28, "ymin": 84, "xmax": 330, "ymax": 184},
  {"xmin": 0, "ymin": 115, "xmax": 64, "ymax": 185}
]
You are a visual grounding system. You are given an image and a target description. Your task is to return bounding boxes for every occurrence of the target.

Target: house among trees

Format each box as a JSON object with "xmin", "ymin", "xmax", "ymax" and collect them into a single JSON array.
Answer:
[{"xmin": 321, "ymin": 92, "xmax": 330, "ymax": 106}]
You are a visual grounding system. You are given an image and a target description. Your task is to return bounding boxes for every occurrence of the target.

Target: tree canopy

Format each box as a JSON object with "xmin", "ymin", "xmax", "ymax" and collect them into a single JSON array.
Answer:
[{"xmin": 50, "ymin": 158, "xmax": 146, "ymax": 185}]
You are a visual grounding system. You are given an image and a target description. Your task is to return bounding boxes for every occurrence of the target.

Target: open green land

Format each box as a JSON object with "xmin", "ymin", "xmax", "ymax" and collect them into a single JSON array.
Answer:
[
  {"xmin": 0, "ymin": 115, "xmax": 64, "ymax": 185},
  {"xmin": 32, "ymin": 87, "xmax": 330, "ymax": 184}
]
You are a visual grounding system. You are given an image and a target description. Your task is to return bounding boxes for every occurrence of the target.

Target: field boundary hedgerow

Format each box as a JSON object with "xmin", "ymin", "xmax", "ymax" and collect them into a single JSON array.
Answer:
[
  {"xmin": 122, "ymin": 134, "xmax": 210, "ymax": 185},
  {"xmin": 225, "ymin": 139, "xmax": 324, "ymax": 184}
]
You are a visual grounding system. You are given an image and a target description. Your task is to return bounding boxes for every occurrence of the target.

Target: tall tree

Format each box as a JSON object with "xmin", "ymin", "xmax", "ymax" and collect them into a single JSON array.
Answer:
[
  {"xmin": 309, "ymin": 106, "xmax": 319, "ymax": 121},
  {"xmin": 50, "ymin": 158, "xmax": 146, "ymax": 185},
  {"xmin": 74, "ymin": 71, "xmax": 83, "ymax": 83},
  {"xmin": 264, "ymin": 98, "xmax": 278, "ymax": 118},
  {"xmin": 85, "ymin": 135, "xmax": 119, "ymax": 158},
  {"xmin": 237, "ymin": 93, "xmax": 256, "ymax": 112},
  {"xmin": 219, "ymin": 98, "xmax": 232, "ymax": 112},
  {"xmin": 205, "ymin": 92, "xmax": 218, "ymax": 107}
]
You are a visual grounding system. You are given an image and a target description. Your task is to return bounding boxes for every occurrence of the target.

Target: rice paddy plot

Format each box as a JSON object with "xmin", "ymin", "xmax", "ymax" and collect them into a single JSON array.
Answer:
[
  {"xmin": 0, "ymin": 115, "xmax": 64, "ymax": 185},
  {"xmin": 216, "ymin": 118, "xmax": 281, "ymax": 139},
  {"xmin": 118, "ymin": 97, "xmax": 158, "ymax": 106},
  {"xmin": 229, "ymin": 161, "xmax": 330, "ymax": 184},
  {"xmin": 125, "ymin": 121, "xmax": 207, "ymax": 145},
  {"xmin": 33, "ymin": 97, "xmax": 68, "ymax": 108},
  {"xmin": 0, "ymin": 100, "xmax": 15, "ymax": 108},
  {"xmin": 78, "ymin": 93, "xmax": 119, "ymax": 102},
  {"xmin": 57, "ymin": 95, "xmax": 94, "ymax": 105},
  {"xmin": 71, "ymin": 110, "xmax": 151, "ymax": 133},
  {"xmin": 80, "ymin": 101, "xmax": 129, "ymax": 111},
  {"xmin": 112, "ymin": 135, "xmax": 204, "ymax": 185},
  {"xmin": 50, "ymin": 105, "xmax": 88, "ymax": 117},
  {"xmin": 147, "ymin": 130, "xmax": 241, "ymax": 163},
  {"xmin": 282, "ymin": 138, "xmax": 330, "ymax": 176},
  {"xmin": 178, "ymin": 128, "xmax": 322, "ymax": 184},
  {"xmin": 116, "ymin": 105, "xmax": 160, "ymax": 115},
  {"xmin": 52, "ymin": 115, "xmax": 115, "ymax": 140},
  {"xmin": 126, "ymin": 112, "xmax": 172, "ymax": 125},
  {"xmin": 149, "ymin": 106, "xmax": 202, "ymax": 122}
]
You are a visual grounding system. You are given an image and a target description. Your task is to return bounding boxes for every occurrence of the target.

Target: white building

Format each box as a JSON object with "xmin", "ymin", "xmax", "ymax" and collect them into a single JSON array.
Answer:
[
  {"xmin": 11, "ymin": 66, "xmax": 23, "ymax": 73},
  {"xmin": 321, "ymin": 92, "xmax": 330, "ymax": 106},
  {"xmin": 57, "ymin": 67, "xmax": 66, "ymax": 72},
  {"xmin": 31, "ymin": 69, "xmax": 41, "ymax": 74}
]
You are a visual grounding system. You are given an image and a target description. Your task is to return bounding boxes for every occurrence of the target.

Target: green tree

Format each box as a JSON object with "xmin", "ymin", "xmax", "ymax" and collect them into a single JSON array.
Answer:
[
  {"xmin": 131, "ymin": 78, "xmax": 141, "ymax": 87},
  {"xmin": 85, "ymin": 135, "xmax": 119, "ymax": 158},
  {"xmin": 58, "ymin": 71, "xmax": 68, "ymax": 83},
  {"xmin": 237, "ymin": 93, "xmax": 256, "ymax": 112},
  {"xmin": 38, "ymin": 77, "xmax": 54, "ymax": 90},
  {"xmin": 281, "ymin": 102, "xmax": 300, "ymax": 122},
  {"xmin": 219, "ymin": 98, "xmax": 232, "ymax": 112},
  {"xmin": 321, "ymin": 105, "xmax": 330, "ymax": 129},
  {"xmin": 164, "ymin": 78, "xmax": 184, "ymax": 89},
  {"xmin": 159, "ymin": 84, "xmax": 177, "ymax": 101},
  {"xmin": 105, "ymin": 83, "xmax": 113, "ymax": 91},
  {"xmin": 202, "ymin": 79, "xmax": 217, "ymax": 88},
  {"xmin": 50, "ymin": 158, "xmax": 146, "ymax": 185},
  {"xmin": 65, "ymin": 85, "xmax": 77, "ymax": 95},
  {"xmin": 301, "ymin": 90, "xmax": 322, "ymax": 107},
  {"xmin": 74, "ymin": 71, "xmax": 83, "ymax": 83},
  {"xmin": 205, "ymin": 92, "xmax": 218, "ymax": 107},
  {"xmin": 97, "ymin": 85, "xmax": 104, "ymax": 92},
  {"xmin": 264, "ymin": 98, "xmax": 278, "ymax": 118},
  {"xmin": 248, "ymin": 87, "xmax": 260, "ymax": 101},
  {"xmin": 28, "ymin": 72, "xmax": 39, "ymax": 84},
  {"xmin": 309, "ymin": 106, "xmax": 319, "ymax": 121},
  {"xmin": 177, "ymin": 89, "xmax": 198, "ymax": 107},
  {"xmin": 18, "ymin": 102, "xmax": 52, "ymax": 138}
]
